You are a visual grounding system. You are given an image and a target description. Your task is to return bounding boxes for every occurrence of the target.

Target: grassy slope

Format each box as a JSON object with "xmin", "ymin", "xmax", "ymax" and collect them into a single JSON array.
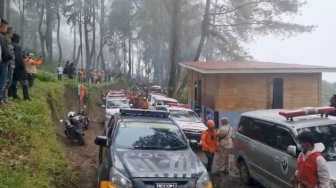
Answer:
[{"xmin": 0, "ymin": 75, "xmax": 76, "ymax": 187}]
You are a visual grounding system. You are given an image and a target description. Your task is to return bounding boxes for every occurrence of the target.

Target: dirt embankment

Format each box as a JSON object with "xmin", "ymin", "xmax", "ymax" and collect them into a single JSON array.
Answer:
[{"xmin": 56, "ymin": 86, "xmax": 106, "ymax": 188}]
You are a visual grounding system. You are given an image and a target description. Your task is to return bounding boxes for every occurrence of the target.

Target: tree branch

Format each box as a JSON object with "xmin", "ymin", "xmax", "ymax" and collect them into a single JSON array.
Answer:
[
  {"xmin": 210, "ymin": 21, "xmax": 267, "ymax": 27},
  {"xmin": 208, "ymin": 29, "xmax": 227, "ymax": 43},
  {"xmin": 210, "ymin": 0, "xmax": 271, "ymax": 15}
]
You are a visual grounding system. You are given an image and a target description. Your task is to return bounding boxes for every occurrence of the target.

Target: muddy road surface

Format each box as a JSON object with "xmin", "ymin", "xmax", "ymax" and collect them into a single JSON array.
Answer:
[{"xmin": 57, "ymin": 89, "xmax": 261, "ymax": 187}]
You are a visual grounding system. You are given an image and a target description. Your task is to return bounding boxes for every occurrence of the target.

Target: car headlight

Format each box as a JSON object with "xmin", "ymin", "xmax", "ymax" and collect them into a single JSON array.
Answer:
[
  {"xmin": 196, "ymin": 170, "xmax": 213, "ymax": 188},
  {"xmin": 109, "ymin": 167, "xmax": 133, "ymax": 188}
]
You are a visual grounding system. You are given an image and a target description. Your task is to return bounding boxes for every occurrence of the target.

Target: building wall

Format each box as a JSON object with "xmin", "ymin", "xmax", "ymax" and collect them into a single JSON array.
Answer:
[
  {"xmin": 217, "ymin": 73, "xmax": 321, "ymax": 111},
  {"xmin": 187, "ymin": 70, "xmax": 220, "ymax": 110}
]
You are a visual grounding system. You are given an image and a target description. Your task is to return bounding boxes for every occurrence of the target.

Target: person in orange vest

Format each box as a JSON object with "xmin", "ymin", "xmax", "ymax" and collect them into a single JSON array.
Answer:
[
  {"xmin": 201, "ymin": 120, "xmax": 218, "ymax": 171},
  {"xmin": 139, "ymin": 97, "xmax": 148, "ymax": 109},
  {"xmin": 289, "ymin": 131, "xmax": 330, "ymax": 188},
  {"xmin": 24, "ymin": 53, "xmax": 43, "ymax": 87}
]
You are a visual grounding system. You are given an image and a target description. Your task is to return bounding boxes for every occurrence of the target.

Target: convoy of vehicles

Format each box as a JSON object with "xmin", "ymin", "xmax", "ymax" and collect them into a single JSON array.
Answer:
[
  {"xmin": 91, "ymin": 84, "xmax": 336, "ymax": 188},
  {"xmin": 233, "ymin": 106, "xmax": 336, "ymax": 188},
  {"xmin": 156, "ymin": 103, "xmax": 207, "ymax": 145},
  {"xmin": 102, "ymin": 90, "xmax": 131, "ymax": 121},
  {"xmin": 95, "ymin": 109, "xmax": 213, "ymax": 188}
]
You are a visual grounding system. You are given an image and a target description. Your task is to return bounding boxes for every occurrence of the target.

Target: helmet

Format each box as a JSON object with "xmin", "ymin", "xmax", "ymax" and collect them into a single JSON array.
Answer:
[
  {"xmin": 207, "ymin": 120, "xmax": 215, "ymax": 128},
  {"xmin": 68, "ymin": 111, "xmax": 76, "ymax": 118}
]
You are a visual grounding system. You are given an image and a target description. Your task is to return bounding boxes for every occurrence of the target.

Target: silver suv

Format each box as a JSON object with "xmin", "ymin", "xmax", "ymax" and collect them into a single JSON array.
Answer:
[{"xmin": 233, "ymin": 108, "xmax": 336, "ymax": 188}]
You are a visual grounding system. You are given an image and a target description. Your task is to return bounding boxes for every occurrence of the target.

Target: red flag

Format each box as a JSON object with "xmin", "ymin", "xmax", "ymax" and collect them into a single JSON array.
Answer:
[{"xmin": 79, "ymin": 84, "xmax": 86, "ymax": 102}]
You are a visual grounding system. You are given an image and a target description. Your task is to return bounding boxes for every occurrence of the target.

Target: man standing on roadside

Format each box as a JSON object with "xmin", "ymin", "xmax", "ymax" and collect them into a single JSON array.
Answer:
[
  {"xmin": 9, "ymin": 33, "xmax": 30, "ymax": 101},
  {"xmin": 4, "ymin": 26, "xmax": 15, "ymax": 102},
  {"xmin": 57, "ymin": 64, "xmax": 63, "ymax": 81},
  {"xmin": 0, "ymin": 18, "xmax": 14, "ymax": 105},
  {"xmin": 212, "ymin": 117, "xmax": 233, "ymax": 175},
  {"xmin": 201, "ymin": 120, "xmax": 218, "ymax": 171}
]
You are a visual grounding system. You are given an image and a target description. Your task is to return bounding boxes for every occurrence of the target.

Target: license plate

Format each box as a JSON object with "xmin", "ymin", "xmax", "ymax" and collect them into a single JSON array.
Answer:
[{"xmin": 156, "ymin": 183, "xmax": 178, "ymax": 188}]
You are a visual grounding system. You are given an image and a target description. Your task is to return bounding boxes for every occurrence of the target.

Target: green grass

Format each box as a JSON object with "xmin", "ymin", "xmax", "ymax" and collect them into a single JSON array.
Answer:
[{"xmin": 0, "ymin": 78, "xmax": 77, "ymax": 187}]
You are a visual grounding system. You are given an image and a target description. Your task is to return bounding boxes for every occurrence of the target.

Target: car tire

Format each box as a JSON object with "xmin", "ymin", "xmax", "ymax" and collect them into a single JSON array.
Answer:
[{"xmin": 239, "ymin": 160, "xmax": 254, "ymax": 185}]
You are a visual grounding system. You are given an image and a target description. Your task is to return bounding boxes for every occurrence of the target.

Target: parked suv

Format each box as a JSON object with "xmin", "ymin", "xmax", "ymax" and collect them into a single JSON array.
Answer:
[
  {"xmin": 233, "ymin": 107, "xmax": 336, "ymax": 188},
  {"xmin": 95, "ymin": 109, "xmax": 213, "ymax": 188}
]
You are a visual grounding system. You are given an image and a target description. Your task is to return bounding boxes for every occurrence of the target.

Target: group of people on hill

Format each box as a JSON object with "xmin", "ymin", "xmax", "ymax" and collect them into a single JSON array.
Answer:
[
  {"xmin": 56, "ymin": 63, "xmax": 116, "ymax": 84},
  {"xmin": 0, "ymin": 17, "xmax": 43, "ymax": 105}
]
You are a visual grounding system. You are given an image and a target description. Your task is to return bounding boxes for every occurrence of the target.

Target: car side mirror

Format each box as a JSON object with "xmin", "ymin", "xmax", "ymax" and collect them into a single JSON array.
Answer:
[
  {"xmin": 95, "ymin": 136, "xmax": 108, "ymax": 146},
  {"xmin": 189, "ymin": 139, "xmax": 198, "ymax": 148},
  {"xmin": 287, "ymin": 145, "xmax": 297, "ymax": 157},
  {"xmin": 102, "ymin": 105, "xmax": 105, "ymax": 108}
]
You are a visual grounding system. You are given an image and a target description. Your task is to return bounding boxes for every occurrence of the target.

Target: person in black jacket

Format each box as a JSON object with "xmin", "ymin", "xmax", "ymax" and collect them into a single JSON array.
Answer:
[
  {"xmin": 8, "ymin": 33, "xmax": 30, "ymax": 100},
  {"xmin": 0, "ymin": 18, "xmax": 14, "ymax": 105}
]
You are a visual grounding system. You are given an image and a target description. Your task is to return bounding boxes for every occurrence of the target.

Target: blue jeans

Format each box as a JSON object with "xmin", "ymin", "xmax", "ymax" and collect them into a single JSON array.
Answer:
[{"xmin": 0, "ymin": 64, "xmax": 8, "ymax": 101}]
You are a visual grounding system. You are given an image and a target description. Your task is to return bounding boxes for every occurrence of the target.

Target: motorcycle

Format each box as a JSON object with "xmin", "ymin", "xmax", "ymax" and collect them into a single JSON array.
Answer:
[
  {"xmin": 71, "ymin": 106, "xmax": 90, "ymax": 130},
  {"xmin": 60, "ymin": 119, "xmax": 85, "ymax": 145}
]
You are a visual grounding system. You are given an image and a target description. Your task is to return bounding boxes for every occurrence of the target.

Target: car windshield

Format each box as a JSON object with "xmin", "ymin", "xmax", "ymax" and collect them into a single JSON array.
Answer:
[
  {"xmin": 114, "ymin": 121, "xmax": 188, "ymax": 150},
  {"xmin": 169, "ymin": 110, "xmax": 201, "ymax": 122},
  {"xmin": 297, "ymin": 124, "xmax": 336, "ymax": 161},
  {"xmin": 106, "ymin": 99, "xmax": 129, "ymax": 109}
]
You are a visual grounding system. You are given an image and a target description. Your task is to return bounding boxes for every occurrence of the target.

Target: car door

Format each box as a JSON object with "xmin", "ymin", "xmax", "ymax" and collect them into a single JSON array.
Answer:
[
  {"xmin": 270, "ymin": 126, "xmax": 298, "ymax": 188},
  {"xmin": 248, "ymin": 119, "xmax": 280, "ymax": 187}
]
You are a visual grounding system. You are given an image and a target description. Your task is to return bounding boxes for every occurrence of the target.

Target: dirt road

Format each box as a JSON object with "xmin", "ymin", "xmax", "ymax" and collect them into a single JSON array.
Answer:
[{"xmin": 57, "ymin": 87, "xmax": 261, "ymax": 188}]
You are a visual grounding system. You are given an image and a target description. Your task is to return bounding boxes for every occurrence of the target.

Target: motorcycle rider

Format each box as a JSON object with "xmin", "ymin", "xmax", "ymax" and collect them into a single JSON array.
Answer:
[{"xmin": 68, "ymin": 111, "xmax": 79, "ymax": 126}]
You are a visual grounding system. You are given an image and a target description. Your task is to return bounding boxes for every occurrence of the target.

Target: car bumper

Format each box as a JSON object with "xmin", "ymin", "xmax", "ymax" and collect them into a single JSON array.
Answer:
[
  {"xmin": 132, "ymin": 178, "xmax": 197, "ymax": 188},
  {"xmin": 183, "ymin": 131, "xmax": 202, "ymax": 143}
]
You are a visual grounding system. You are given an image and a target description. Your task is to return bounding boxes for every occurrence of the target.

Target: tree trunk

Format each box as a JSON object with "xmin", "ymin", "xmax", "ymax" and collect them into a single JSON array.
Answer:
[
  {"xmin": 167, "ymin": 0, "xmax": 182, "ymax": 97},
  {"xmin": 90, "ymin": 0, "xmax": 96, "ymax": 69},
  {"xmin": 175, "ymin": 0, "xmax": 211, "ymax": 97},
  {"xmin": 123, "ymin": 36, "xmax": 127, "ymax": 74},
  {"xmin": 20, "ymin": 0, "xmax": 26, "ymax": 48},
  {"xmin": 37, "ymin": 3, "xmax": 46, "ymax": 59},
  {"xmin": 78, "ymin": 6, "xmax": 84, "ymax": 69},
  {"xmin": 84, "ymin": 0, "xmax": 91, "ymax": 69},
  {"xmin": 45, "ymin": 0, "xmax": 53, "ymax": 62},
  {"xmin": 56, "ymin": 1, "xmax": 62, "ymax": 62},
  {"xmin": 73, "ymin": 25, "xmax": 77, "ymax": 63},
  {"xmin": 99, "ymin": 0, "xmax": 105, "ymax": 71},
  {"xmin": 5, "ymin": 0, "xmax": 10, "ymax": 22},
  {"xmin": 128, "ymin": 36, "xmax": 132, "ymax": 76},
  {"xmin": 0, "ymin": 0, "xmax": 4, "ymax": 18}
]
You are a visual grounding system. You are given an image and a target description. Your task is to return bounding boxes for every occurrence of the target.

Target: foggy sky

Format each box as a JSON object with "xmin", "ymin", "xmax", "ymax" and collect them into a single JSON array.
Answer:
[{"xmin": 250, "ymin": 0, "xmax": 336, "ymax": 83}]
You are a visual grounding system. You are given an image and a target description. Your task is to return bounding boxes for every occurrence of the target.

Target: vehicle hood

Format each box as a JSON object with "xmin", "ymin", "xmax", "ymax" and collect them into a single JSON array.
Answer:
[
  {"xmin": 105, "ymin": 109, "xmax": 120, "ymax": 115},
  {"xmin": 327, "ymin": 161, "xmax": 336, "ymax": 180},
  {"xmin": 175, "ymin": 120, "xmax": 207, "ymax": 131},
  {"xmin": 114, "ymin": 148, "xmax": 205, "ymax": 178}
]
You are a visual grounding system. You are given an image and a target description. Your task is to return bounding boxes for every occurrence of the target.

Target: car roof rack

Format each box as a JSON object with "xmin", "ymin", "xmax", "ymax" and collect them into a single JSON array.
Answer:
[
  {"xmin": 279, "ymin": 106, "xmax": 335, "ymax": 121},
  {"xmin": 120, "ymin": 108, "xmax": 170, "ymax": 118}
]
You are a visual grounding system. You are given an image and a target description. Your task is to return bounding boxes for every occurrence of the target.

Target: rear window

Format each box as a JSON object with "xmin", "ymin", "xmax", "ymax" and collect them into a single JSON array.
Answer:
[{"xmin": 114, "ymin": 121, "xmax": 188, "ymax": 150}]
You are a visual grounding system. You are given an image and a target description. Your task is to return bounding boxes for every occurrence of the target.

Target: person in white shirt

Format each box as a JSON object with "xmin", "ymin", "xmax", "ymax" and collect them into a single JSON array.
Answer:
[{"xmin": 57, "ymin": 64, "xmax": 63, "ymax": 81}]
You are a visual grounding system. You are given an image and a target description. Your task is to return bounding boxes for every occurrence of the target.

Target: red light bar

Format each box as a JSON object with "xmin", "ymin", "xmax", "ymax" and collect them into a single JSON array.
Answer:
[
  {"xmin": 279, "ymin": 106, "xmax": 335, "ymax": 121},
  {"xmin": 166, "ymin": 102, "xmax": 191, "ymax": 109}
]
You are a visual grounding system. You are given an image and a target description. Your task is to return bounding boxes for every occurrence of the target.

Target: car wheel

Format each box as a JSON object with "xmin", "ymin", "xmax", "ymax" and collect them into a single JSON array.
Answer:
[{"xmin": 239, "ymin": 160, "xmax": 253, "ymax": 185}]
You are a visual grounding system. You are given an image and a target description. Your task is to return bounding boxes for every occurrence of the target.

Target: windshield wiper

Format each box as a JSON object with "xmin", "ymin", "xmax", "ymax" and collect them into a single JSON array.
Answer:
[
  {"xmin": 164, "ymin": 144, "xmax": 188, "ymax": 150},
  {"xmin": 133, "ymin": 145, "xmax": 164, "ymax": 150}
]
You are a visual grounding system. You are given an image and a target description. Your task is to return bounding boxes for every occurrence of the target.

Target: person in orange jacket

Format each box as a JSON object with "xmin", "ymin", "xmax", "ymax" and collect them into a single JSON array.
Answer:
[
  {"xmin": 24, "ymin": 53, "xmax": 43, "ymax": 87},
  {"xmin": 201, "ymin": 120, "xmax": 218, "ymax": 171},
  {"xmin": 139, "ymin": 97, "xmax": 148, "ymax": 109}
]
